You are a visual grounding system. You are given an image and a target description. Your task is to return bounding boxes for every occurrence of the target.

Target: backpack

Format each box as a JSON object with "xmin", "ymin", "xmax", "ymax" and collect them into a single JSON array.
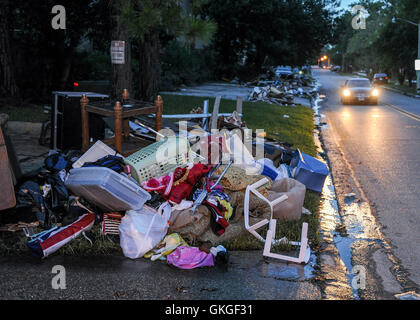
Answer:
[{"xmin": 44, "ymin": 153, "xmax": 69, "ymax": 172}]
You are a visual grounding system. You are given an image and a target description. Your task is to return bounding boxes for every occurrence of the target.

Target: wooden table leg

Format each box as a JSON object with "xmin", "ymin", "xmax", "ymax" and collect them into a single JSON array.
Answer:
[
  {"xmin": 155, "ymin": 95, "xmax": 163, "ymax": 132},
  {"xmin": 114, "ymin": 101, "xmax": 123, "ymax": 153},
  {"xmin": 123, "ymin": 119, "xmax": 130, "ymax": 140},
  {"xmin": 80, "ymin": 94, "xmax": 90, "ymax": 151}
]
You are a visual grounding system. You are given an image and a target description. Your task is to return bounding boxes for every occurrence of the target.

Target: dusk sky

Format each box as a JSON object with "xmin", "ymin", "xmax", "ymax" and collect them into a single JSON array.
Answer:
[{"xmin": 339, "ymin": 0, "xmax": 355, "ymax": 9}]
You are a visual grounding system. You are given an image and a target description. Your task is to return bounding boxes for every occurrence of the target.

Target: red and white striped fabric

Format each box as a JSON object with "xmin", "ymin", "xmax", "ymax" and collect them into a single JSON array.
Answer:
[{"xmin": 40, "ymin": 213, "xmax": 95, "ymax": 257}]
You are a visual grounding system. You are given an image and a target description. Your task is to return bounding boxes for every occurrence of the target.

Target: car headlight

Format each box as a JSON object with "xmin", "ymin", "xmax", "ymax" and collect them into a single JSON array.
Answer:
[
  {"xmin": 372, "ymin": 89, "xmax": 379, "ymax": 96},
  {"xmin": 343, "ymin": 89, "xmax": 351, "ymax": 97}
]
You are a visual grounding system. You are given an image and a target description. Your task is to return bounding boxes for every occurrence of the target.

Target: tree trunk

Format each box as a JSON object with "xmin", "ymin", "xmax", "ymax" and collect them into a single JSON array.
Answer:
[
  {"xmin": 110, "ymin": 0, "xmax": 132, "ymax": 100},
  {"xmin": 138, "ymin": 32, "xmax": 160, "ymax": 102},
  {"xmin": 0, "ymin": 0, "xmax": 19, "ymax": 97}
]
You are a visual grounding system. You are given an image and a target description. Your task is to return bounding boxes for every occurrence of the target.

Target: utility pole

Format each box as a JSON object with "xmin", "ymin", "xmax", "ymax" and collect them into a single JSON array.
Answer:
[{"xmin": 417, "ymin": 21, "xmax": 420, "ymax": 94}]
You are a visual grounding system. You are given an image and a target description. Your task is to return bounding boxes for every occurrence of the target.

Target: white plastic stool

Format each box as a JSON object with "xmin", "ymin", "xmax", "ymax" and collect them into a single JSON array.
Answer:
[
  {"xmin": 244, "ymin": 177, "xmax": 311, "ymax": 264},
  {"xmin": 244, "ymin": 177, "xmax": 288, "ymax": 242}
]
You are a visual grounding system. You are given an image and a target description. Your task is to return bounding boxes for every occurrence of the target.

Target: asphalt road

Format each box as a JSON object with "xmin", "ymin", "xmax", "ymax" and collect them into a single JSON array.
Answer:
[
  {"xmin": 0, "ymin": 252, "xmax": 321, "ymax": 300},
  {"xmin": 314, "ymin": 68, "xmax": 420, "ymax": 290}
]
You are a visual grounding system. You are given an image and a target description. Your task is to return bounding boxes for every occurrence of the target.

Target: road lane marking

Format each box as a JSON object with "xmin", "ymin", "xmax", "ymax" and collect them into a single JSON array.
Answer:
[{"xmin": 383, "ymin": 103, "xmax": 420, "ymax": 122}]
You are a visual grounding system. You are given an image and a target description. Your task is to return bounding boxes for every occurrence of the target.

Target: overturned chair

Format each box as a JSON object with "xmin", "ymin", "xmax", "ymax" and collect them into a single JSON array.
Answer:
[{"xmin": 244, "ymin": 177, "xmax": 310, "ymax": 264}]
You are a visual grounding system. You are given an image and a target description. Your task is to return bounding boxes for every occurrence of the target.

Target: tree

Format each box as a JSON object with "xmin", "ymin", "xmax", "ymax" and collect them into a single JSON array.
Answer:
[
  {"xmin": 203, "ymin": 0, "xmax": 336, "ymax": 80},
  {"xmin": 121, "ymin": 0, "xmax": 216, "ymax": 102},
  {"xmin": 10, "ymin": 0, "xmax": 108, "ymax": 99},
  {"xmin": 110, "ymin": 0, "xmax": 133, "ymax": 99},
  {"xmin": 329, "ymin": 0, "xmax": 420, "ymax": 85},
  {"xmin": 0, "ymin": 0, "xmax": 19, "ymax": 97}
]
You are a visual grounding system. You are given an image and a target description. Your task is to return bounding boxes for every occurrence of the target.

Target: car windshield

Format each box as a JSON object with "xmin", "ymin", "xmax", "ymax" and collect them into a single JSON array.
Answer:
[
  {"xmin": 375, "ymin": 74, "xmax": 387, "ymax": 77},
  {"xmin": 347, "ymin": 80, "xmax": 371, "ymax": 88}
]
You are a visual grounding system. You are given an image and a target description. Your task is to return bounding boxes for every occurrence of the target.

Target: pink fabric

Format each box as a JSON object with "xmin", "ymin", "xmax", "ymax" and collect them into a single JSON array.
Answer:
[{"xmin": 166, "ymin": 246, "xmax": 214, "ymax": 269}]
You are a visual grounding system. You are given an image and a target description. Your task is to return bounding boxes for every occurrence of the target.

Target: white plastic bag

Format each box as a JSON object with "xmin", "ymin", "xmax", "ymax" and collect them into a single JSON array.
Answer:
[
  {"xmin": 275, "ymin": 164, "xmax": 291, "ymax": 181},
  {"xmin": 119, "ymin": 202, "xmax": 171, "ymax": 259}
]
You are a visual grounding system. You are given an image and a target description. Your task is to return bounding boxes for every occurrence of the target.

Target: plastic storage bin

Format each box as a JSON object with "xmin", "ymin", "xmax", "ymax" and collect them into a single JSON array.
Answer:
[
  {"xmin": 124, "ymin": 136, "xmax": 191, "ymax": 183},
  {"xmin": 65, "ymin": 167, "xmax": 151, "ymax": 211},
  {"xmin": 72, "ymin": 140, "xmax": 122, "ymax": 168},
  {"xmin": 290, "ymin": 149, "xmax": 328, "ymax": 193}
]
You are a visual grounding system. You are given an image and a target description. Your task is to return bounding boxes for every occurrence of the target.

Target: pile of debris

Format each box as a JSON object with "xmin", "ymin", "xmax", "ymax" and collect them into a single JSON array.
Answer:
[
  {"xmin": 246, "ymin": 68, "xmax": 318, "ymax": 105},
  {"xmin": 0, "ymin": 101, "xmax": 329, "ymax": 268}
]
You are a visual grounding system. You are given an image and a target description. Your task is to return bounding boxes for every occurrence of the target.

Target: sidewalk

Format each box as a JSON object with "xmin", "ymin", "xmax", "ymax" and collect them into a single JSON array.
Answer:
[{"xmin": 382, "ymin": 85, "xmax": 420, "ymax": 100}]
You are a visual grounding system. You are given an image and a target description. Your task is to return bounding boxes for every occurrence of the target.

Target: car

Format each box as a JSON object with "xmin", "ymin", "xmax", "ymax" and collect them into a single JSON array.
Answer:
[
  {"xmin": 340, "ymin": 78, "xmax": 379, "ymax": 105},
  {"xmin": 275, "ymin": 65, "xmax": 292, "ymax": 78},
  {"xmin": 372, "ymin": 73, "xmax": 389, "ymax": 85}
]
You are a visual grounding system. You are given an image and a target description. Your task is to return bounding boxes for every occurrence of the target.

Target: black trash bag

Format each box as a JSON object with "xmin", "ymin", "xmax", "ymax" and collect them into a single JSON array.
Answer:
[
  {"xmin": 280, "ymin": 148, "xmax": 295, "ymax": 165},
  {"xmin": 16, "ymin": 171, "xmax": 70, "ymax": 228},
  {"xmin": 62, "ymin": 205, "xmax": 88, "ymax": 226},
  {"xmin": 44, "ymin": 173, "xmax": 69, "ymax": 210},
  {"xmin": 17, "ymin": 181, "xmax": 48, "ymax": 226},
  {"xmin": 65, "ymin": 150, "xmax": 84, "ymax": 167}
]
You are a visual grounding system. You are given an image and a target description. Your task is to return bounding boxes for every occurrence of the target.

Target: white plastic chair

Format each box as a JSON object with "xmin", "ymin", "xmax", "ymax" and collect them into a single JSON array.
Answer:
[{"xmin": 244, "ymin": 177, "xmax": 311, "ymax": 264}]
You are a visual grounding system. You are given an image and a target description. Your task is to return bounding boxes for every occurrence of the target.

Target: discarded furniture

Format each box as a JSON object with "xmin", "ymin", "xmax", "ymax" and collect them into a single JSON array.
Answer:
[
  {"xmin": 154, "ymin": 96, "xmax": 244, "ymax": 131},
  {"xmin": 0, "ymin": 126, "xmax": 16, "ymax": 210},
  {"xmin": 80, "ymin": 90, "xmax": 163, "ymax": 156},
  {"xmin": 244, "ymin": 177, "xmax": 288, "ymax": 242},
  {"xmin": 51, "ymin": 91, "xmax": 108, "ymax": 151},
  {"xmin": 0, "ymin": 113, "xmax": 21, "ymax": 185},
  {"xmin": 244, "ymin": 177, "xmax": 310, "ymax": 264},
  {"xmin": 263, "ymin": 219, "xmax": 310, "ymax": 264}
]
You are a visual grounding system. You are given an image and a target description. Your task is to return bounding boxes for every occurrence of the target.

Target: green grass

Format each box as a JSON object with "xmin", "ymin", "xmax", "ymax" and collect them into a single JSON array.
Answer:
[
  {"xmin": 0, "ymin": 104, "xmax": 48, "ymax": 123},
  {"xmin": 385, "ymin": 83, "xmax": 418, "ymax": 96},
  {"xmin": 0, "ymin": 94, "xmax": 320, "ymax": 255},
  {"xmin": 0, "ymin": 225, "xmax": 123, "ymax": 256}
]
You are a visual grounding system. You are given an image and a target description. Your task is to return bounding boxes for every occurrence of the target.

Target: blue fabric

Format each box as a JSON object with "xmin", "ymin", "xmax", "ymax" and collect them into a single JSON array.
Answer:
[
  {"xmin": 27, "ymin": 226, "xmax": 59, "ymax": 258},
  {"xmin": 45, "ymin": 154, "xmax": 68, "ymax": 172}
]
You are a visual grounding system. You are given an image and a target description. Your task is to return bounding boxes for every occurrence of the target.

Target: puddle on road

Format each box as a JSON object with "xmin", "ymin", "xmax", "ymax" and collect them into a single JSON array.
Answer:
[
  {"xmin": 314, "ymin": 88, "xmax": 393, "ymax": 299},
  {"xmin": 258, "ymin": 253, "xmax": 317, "ymax": 282}
]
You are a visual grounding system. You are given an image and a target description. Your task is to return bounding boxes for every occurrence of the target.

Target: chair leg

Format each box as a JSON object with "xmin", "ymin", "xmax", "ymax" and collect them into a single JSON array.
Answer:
[{"xmin": 263, "ymin": 220, "xmax": 310, "ymax": 264}]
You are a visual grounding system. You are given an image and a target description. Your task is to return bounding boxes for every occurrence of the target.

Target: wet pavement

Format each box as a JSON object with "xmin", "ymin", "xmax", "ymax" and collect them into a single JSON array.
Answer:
[
  {"xmin": 313, "ymin": 68, "xmax": 420, "ymax": 299},
  {"xmin": 0, "ymin": 252, "xmax": 321, "ymax": 300}
]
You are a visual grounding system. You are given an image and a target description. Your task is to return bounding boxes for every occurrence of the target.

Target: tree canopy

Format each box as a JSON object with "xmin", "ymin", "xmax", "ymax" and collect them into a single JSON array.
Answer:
[{"xmin": 328, "ymin": 0, "xmax": 419, "ymax": 84}]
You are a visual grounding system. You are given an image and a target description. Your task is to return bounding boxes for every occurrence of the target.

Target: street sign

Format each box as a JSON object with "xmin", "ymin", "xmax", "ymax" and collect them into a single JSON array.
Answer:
[
  {"xmin": 111, "ymin": 41, "xmax": 125, "ymax": 64},
  {"xmin": 415, "ymin": 60, "xmax": 420, "ymax": 71}
]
